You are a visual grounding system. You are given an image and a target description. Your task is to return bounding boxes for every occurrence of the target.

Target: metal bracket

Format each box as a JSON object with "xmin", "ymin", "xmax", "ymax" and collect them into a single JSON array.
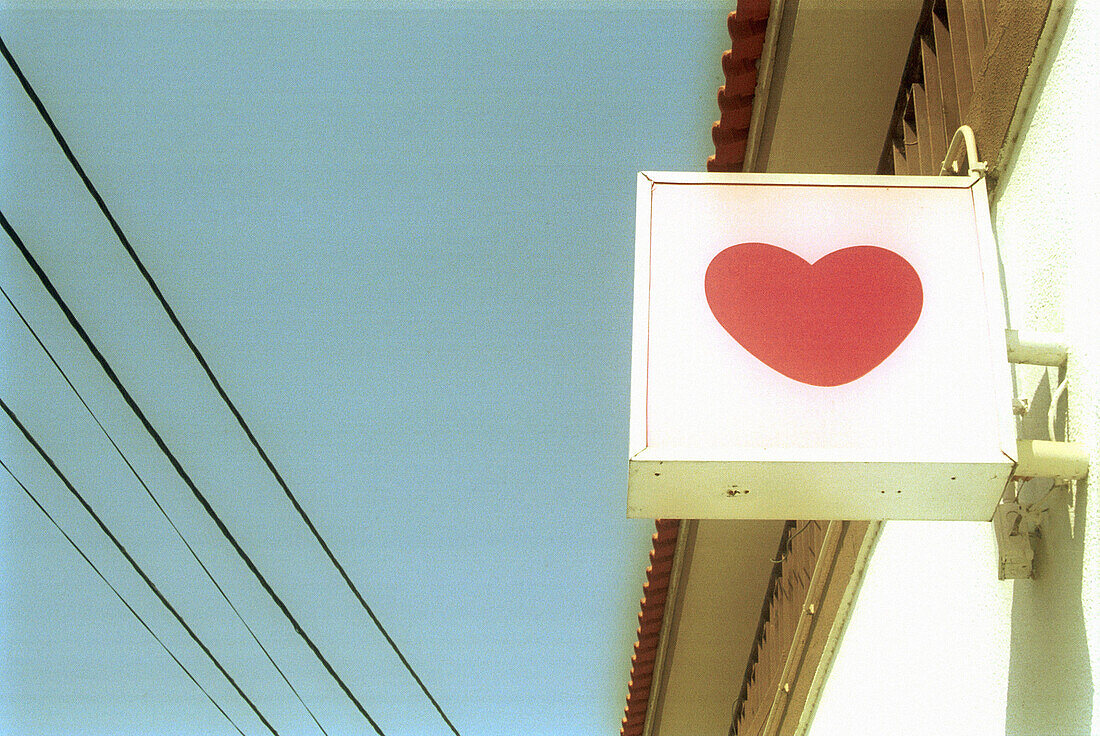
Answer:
[
  {"xmin": 1005, "ymin": 329, "xmax": 1068, "ymax": 366},
  {"xmin": 940, "ymin": 125, "xmax": 988, "ymax": 177},
  {"xmin": 994, "ymin": 477, "xmax": 1070, "ymax": 580},
  {"xmin": 1014, "ymin": 440, "xmax": 1089, "ymax": 482},
  {"xmin": 1004, "ymin": 328, "xmax": 1089, "ymax": 481},
  {"xmin": 993, "ymin": 501, "xmax": 1036, "ymax": 580},
  {"xmin": 995, "ymin": 329, "xmax": 1089, "ymax": 578}
]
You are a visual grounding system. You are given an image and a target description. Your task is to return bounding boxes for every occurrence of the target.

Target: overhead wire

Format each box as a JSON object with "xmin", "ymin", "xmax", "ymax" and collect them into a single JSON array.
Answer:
[
  {"xmin": 0, "ymin": 401, "xmax": 281, "ymax": 736},
  {"xmin": 0, "ymin": 211, "xmax": 387, "ymax": 736},
  {"xmin": 1, "ymin": 32, "xmax": 461, "ymax": 736},
  {"xmin": 0, "ymin": 459, "xmax": 248, "ymax": 736},
  {"xmin": 0, "ymin": 284, "xmax": 331, "ymax": 736}
]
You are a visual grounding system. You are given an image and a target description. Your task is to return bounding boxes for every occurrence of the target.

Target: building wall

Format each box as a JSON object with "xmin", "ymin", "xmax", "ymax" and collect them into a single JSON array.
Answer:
[{"xmin": 805, "ymin": 3, "xmax": 1099, "ymax": 734}]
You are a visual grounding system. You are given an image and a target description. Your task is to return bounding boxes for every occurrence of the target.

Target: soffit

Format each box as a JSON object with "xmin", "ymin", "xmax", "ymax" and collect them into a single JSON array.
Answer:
[
  {"xmin": 652, "ymin": 520, "xmax": 785, "ymax": 736},
  {"xmin": 753, "ymin": 0, "xmax": 923, "ymax": 174}
]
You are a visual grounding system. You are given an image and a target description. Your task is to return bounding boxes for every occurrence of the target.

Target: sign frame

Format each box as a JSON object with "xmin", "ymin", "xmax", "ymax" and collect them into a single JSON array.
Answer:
[{"xmin": 628, "ymin": 172, "xmax": 1016, "ymax": 521}]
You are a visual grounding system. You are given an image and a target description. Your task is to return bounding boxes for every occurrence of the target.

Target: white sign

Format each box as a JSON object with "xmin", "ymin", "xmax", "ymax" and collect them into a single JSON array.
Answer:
[{"xmin": 628, "ymin": 172, "xmax": 1016, "ymax": 520}]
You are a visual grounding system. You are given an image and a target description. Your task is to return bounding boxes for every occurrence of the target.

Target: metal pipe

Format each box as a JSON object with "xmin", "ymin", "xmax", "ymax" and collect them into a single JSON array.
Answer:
[
  {"xmin": 1014, "ymin": 440, "xmax": 1089, "ymax": 481},
  {"xmin": 1005, "ymin": 329, "xmax": 1068, "ymax": 366},
  {"xmin": 939, "ymin": 124, "xmax": 985, "ymax": 176}
]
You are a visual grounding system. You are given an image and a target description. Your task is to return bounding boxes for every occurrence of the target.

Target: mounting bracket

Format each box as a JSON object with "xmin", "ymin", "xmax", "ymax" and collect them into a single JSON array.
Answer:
[
  {"xmin": 1005, "ymin": 329, "xmax": 1068, "ymax": 366},
  {"xmin": 939, "ymin": 131, "xmax": 1089, "ymax": 578},
  {"xmin": 993, "ymin": 501, "xmax": 1035, "ymax": 580},
  {"xmin": 994, "ymin": 330, "xmax": 1089, "ymax": 578},
  {"xmin": 940, "ymin": 125, "xmax": 988, "ymax": 177}
]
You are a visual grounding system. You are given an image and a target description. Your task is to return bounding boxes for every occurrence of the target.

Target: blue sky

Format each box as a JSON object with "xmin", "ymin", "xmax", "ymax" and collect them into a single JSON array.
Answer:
[{"xmin": 1, "ymin": 4, "xmax": 727, "ymax": 734}]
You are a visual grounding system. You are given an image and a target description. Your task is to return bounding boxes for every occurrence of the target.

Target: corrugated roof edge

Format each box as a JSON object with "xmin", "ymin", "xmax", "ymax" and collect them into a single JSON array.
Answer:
[
  {"xmin": 708, "ymin": 0, "xmax": 770, "ymax": 173},
  {"xmin": 621, "ymin": 518, "xmax": 680, "ymax": 736}
]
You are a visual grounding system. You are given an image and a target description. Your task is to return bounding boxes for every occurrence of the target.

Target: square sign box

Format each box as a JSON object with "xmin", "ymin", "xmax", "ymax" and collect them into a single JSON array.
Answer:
[{"xmin": 628, "ymin": 172, "xmax": 1016, "ymax": 521}]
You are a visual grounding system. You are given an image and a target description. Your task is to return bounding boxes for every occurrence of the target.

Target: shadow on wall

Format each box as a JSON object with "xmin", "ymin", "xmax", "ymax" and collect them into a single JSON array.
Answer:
[{"xmin": 1005, "ymin": 371, "xmax": 1093, "ymax": 734}]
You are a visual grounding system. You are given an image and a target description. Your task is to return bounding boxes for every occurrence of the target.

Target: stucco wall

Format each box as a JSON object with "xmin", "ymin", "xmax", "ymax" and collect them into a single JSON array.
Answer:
[{"xmin": 806, "ymin": 3, "xmax": 1099, "ymax": 734}]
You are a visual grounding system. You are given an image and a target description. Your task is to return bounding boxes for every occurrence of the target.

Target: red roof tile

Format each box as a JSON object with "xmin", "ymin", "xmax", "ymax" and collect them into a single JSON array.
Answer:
[
  {"xmin": 708, "ymin": 1, "xmax": 771, "ymax": 173},
  {"xmin": 621, "ymin": 519, "xmax": 680, "ymax": 736}
]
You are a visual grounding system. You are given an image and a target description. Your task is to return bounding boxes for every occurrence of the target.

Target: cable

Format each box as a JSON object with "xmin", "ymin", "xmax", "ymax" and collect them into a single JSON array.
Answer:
[
  {"xmin": 1, "ymin": 401, "xmax": 280, "ymax": 736},
  {"xmin": 0, "ymin": 459, "xmax": 248, "ymax": 736},
  {"xmin": 0, "ymin": 284, "xmax": 330, "ymax": 736},
  {"xmin": 0, "ymin": 211, "xmax": 386, "ymax": 736},
  {"xmin": 770, "ymin": 521, "xmax": 811, "ymax": 564},
  {"xmin": 1, "ymin": 32, "xmax": 460, "ymax": 736}
]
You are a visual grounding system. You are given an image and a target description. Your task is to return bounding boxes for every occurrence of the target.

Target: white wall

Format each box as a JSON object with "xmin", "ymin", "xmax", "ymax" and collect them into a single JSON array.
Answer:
[{"xmin": 807, "ymin": 3, "xmax": 1099, "ymax": 734}]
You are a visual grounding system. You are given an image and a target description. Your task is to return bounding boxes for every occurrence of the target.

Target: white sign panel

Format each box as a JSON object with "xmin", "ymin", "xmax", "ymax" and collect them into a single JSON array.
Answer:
[{"xmin": 629, "ymin": 172, "xmax": 1016, "ymax": 520}]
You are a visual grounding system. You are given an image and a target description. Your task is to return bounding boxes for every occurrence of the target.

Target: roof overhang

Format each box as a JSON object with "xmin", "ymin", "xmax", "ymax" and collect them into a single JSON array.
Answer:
[
  {"xmin": 748, "ymin": 0, "xmax": 923, "ymax": 174},
  {"xmin": 625, "ymin": 1, "xmax": 923, "ymax": 733}
]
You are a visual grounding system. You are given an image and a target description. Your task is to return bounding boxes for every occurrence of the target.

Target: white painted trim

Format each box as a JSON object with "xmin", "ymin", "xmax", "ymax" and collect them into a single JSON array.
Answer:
[
  {"xmin": 639, "ymin": 170, "xmax": 978, "ymax": 188},
  {"xmin": 792, "ymin": 521, "xmax": 884, "ymax": 736},
  {"xmin": 759, "ymin": 521, "xmax": 844, "ymax": 736},
  {"xmin": 630, "ymin": 173, "xmax": 655, "ymax": 460},
  {"xmin": 742, "ymin": 0, "xmax": 786, "ymax": 172},
  {"xmin": 628, "ymin": 457, "xmax": 1013, "ymax": 521}
]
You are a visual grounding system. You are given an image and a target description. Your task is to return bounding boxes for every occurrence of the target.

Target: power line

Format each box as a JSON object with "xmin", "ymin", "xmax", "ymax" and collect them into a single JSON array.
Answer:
[
  {"xmin": 0, "ymin": 283, "xmax": 331, "ymax": 736},
  {"xmin": 0, "ymin": 211, "xmax": 387, "ymax": 736},
  {"xmin": 1, "ymin": 209, "xmax": 387, "ymax": 734},
  {"xmin": 0, "ymin": 33, "xmax": 461, "ymax": 736},
  {"xmin": 1, "ymin": 400, "xmax": 280, "ymax": 736},
  {"xmin": 0, "ymin": 458, "xmax": 249, "ymax": 736}
]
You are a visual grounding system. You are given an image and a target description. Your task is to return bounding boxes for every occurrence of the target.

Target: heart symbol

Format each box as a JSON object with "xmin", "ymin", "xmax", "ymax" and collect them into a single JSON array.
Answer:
[{"xmin": 704, "ymin": 243, "xmax": 923, "ymax": 386}]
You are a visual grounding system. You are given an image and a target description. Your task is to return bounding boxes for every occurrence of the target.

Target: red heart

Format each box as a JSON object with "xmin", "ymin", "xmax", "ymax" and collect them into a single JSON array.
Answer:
[{"xmin": 704, "ymin": 243, "xmax": 923, "ymax": 386}]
